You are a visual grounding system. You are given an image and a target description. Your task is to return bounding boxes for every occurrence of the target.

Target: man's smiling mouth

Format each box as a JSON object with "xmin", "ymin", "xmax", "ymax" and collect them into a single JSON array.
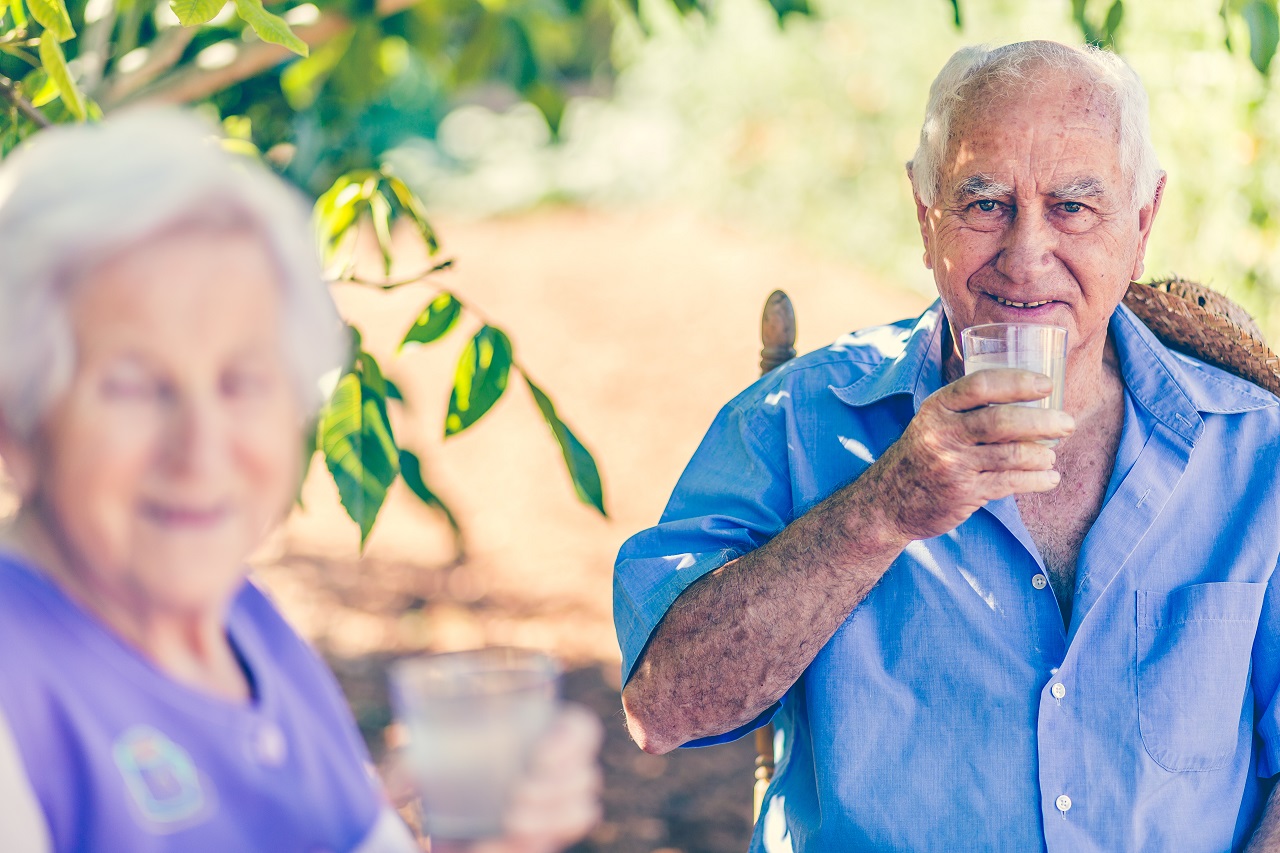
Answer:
[{"xmin": 993, "ymin": 295, "xmax": 1053, "ymax": 308}]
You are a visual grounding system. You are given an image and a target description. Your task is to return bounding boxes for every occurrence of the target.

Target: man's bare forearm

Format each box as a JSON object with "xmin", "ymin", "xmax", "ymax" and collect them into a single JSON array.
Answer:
[
  {"xmin": 621, "ymin": 370, "xmax": 1069, "ymax": 755},
  {"xmin": 621, "ymin": 468, "xmax": 911, "ymax": 754}
]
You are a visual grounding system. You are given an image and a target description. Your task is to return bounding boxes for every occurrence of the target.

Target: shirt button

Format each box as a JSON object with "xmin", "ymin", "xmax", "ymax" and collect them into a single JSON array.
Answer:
[
  {"xmin": 1056, "ymin": 794, "xmax": 1072, "ymax": 813},
  {"xmin": 1032, "ymin": 574, "xmax": 1049, "ymax": 590},
  {"xmin": 1051, "ymin": 683, "xmax": 1067, "ymax": 700}
]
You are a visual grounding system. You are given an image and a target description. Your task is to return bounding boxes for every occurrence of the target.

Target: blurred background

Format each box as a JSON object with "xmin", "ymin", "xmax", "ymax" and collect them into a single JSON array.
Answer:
[{"xmin": 5, "ymin": 0, "xmax": 1280, "ymax": 849}]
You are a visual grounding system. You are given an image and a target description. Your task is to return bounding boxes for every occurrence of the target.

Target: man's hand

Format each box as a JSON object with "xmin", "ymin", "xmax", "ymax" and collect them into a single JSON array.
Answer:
[{"xmin": 868, "ymin": 368, "xmax": 1075, "ymax": 543}]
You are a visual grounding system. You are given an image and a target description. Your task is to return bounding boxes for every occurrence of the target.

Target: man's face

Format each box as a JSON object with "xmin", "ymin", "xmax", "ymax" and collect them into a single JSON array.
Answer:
[{"xmin": 916, "ymin": 72, "xmax": 1162, "ymax": 364}]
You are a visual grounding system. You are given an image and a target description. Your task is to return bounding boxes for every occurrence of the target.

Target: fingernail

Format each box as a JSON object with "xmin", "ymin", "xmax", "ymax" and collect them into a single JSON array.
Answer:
[
  {"xmin": 1056, "ymin": 412, "xmax": 1075, "ymax": 432},
  {"xmin": 1035, "ymin": 374, "xmax": 1053, "ymax": 393}
]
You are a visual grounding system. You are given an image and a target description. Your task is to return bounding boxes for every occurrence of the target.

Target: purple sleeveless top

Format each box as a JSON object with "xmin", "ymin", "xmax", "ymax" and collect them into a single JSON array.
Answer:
[{"xmin": 0, "ymin": 554, "xmax": 384, "ymax": 852}]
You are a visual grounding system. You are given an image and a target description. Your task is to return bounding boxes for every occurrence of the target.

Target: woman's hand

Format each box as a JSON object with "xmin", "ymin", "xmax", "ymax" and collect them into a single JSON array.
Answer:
[
  {"xmin": 458, "ymin": 703, "xmax": 603, "ymax": 853},
  {"xmin": 385, "ymin": 703, "xmax": 604, "ymax": 853}
]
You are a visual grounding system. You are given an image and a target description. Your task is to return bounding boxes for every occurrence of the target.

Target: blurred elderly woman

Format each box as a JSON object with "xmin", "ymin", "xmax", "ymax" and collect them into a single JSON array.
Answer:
[{"xmin": 0, "ymin": 112, "xmax": 600, "ymax": 853}]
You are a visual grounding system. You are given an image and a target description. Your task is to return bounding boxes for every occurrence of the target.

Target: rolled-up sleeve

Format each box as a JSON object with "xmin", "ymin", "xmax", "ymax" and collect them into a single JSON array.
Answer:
[{"xmin": 613, "ymin": 395, "xmax": 793, "ymax": 687}]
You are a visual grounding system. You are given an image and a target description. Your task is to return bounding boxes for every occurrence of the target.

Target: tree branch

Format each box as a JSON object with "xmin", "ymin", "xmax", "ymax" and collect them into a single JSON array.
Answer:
[
  {"xmin": 0, "ymin": 75, "xmax": 51, "ymax": 129},
  {"xmin": 79, "ymin": 0, "xmax": 119, "ymax": 92},
  {"xmin": 98, "ymin": 24, "xmax": 198, "ymax": 106},
  {"xmin": 108, "ymin": 0, "xmax": 423, "ymax": 110}
]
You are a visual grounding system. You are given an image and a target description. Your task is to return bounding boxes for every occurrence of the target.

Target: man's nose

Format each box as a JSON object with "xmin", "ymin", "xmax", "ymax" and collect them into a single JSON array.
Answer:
[{"xmin": 995, "ymin": 208, "xmax": 1057, "ymax": 285}]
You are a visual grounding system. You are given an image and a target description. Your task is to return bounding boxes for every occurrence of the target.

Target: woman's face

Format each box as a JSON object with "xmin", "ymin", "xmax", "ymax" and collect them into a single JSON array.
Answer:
[{"xmin": 13, "ymin": 226, "xmax": 305, "ymax": 614}]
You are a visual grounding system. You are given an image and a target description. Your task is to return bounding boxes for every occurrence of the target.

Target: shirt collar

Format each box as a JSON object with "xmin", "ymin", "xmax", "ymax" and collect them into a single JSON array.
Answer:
[
  {"xmin": 1110, "ymin": 301, "xmax": 1275, "ymax": 443},
  {"xmin": 829, "ymin": 299, "xmax": 1276, "ymax": 441},
  {"xmin": 828, "ymin": 300, "xmax": 947, "ymax": 413}
]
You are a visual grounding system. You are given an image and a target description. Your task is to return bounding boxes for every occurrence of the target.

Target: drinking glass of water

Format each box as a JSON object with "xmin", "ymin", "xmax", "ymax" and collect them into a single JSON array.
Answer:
[
  {"xmin": 961, "ymin": 323, "xmax": 1068, "ymax": 442},
  {"xmin": 389, "ymin": 647, "xmax": 560, "ymax": 841}
]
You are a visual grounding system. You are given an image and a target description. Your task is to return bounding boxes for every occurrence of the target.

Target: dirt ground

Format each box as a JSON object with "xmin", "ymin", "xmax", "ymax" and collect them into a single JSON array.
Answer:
[{"xmin": 251, "ymin": 206, "xmax": 930, "ymax": 852}]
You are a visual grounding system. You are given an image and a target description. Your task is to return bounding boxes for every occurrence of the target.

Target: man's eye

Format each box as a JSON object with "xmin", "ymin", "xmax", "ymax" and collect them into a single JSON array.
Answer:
[
  {"xmin": 1061, "ymin": 201, "xmax": 1084, "ymax": 213},
  {"xmin": 975, "ymin": 200, "xmax": 999, "ymax": 212}
]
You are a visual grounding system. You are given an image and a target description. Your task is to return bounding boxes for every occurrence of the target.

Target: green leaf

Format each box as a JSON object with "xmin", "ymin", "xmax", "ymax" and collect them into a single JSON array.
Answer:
[
  {"xmin": 385, "ymin": 173, "xmax": 440, "ymax": 255},
  {"xmin": 21, "ymin": 67, "xmax": 57, "ymax": 107},
  {"xmin": 1245, "ymin": 0, "xmax": 1280, "ymax": 74},
  {"xmin": 39, "ymin": 36, "xmax": 84, "ymax": 119},
  {"xmin": 355, "ymin": 348, "xmax": 384, "ymax": 397},
  {"xmin": 319, "ymin": 368, "xmax": 400, "ymax": 545},
  {"xmin": 526, "ymin": 376, "xmax": 606, "ymax": 516},
  {"xmin": 398, "ymin": 449, "xmax": 463, "ymax": 543},
  {"xmin": 369, "ymin": 190, "xmax": 394, "ymax": 277},
  {"xmin": 232, "ymin": 0, "xmax": 307, "ymax": 56},
  {"xmin": 385, "ymin": 378, "xmax": 404, "ymax": 401},
  {"xmin": 10, "ymin": 0, "xmax": 26, "ymax": 28},
  {"xmin": 313, "ymin": 170, "xmax": 378, "ymax": 264},
  {"xmin": 1102, "ymin": 0, "xmax": 1123, "ymax": 46},
  {"xmin": 445, "ymin": 325, "xmax": 513, "ymax": 436},
  {"xmin": 523, "ymin": 80, "xmax": 566, "ymax": 135},
  {"xmin": 280, "ymin": 27, "xmax": 352, "ymax": 110},
  {"xmin": 1071, "ymin": 0, "xmax": 1103, "ymax": 44},
  {"xmin": 948, "ymin": 0, "xmax": 961, "ymax": 28},
  {"xmin": 400, "ymin": 291, "xmax": 462, "ymax": 350},
  {"xmin": 28, "ymin": 0, "xmax": 72, "ymax": 40},
  {"xmin": 170, "ymin": 0, "xmax": 225, "ymax": 26}
]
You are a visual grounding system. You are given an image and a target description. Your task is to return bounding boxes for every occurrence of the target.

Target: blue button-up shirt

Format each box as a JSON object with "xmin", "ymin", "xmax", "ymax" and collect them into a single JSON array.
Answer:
[{"xmin": 615, "ymin": 301, "xmax": 1280, "ymax": 852}]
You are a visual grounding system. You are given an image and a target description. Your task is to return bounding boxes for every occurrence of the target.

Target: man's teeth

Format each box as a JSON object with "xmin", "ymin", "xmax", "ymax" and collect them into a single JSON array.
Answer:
[{"xmin": 994, "ymin": 296, "xmax": 1051, "ymax": 308}]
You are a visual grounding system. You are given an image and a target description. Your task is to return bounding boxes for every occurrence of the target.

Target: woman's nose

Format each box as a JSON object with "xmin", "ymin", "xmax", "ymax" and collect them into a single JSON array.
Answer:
[{"xmin": 160, "ymin": 393, "xmax": 226, "ymax": 478}]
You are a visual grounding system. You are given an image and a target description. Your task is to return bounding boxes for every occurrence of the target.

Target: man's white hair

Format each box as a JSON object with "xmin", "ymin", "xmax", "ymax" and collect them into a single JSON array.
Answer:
[
  {"xmin": 0, "ymin": 109, "xmax": 349, "ymax": 437},
  {"xmin": 909, "ymin": 41, "xmax": 1162, "ymax": 209}
]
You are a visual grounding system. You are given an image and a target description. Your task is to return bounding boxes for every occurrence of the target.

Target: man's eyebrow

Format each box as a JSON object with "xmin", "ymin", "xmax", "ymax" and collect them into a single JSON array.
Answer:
[
  {"xmin": 954, "ymin": 175, "xmax": 1014, "ymax": 199},
  {"xmin": 1048, "ymin": 177, "xmax": 1106, "ymax": 200}
]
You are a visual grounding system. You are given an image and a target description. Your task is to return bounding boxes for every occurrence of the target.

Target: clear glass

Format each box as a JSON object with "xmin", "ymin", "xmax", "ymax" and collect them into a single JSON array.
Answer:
[
  {"xmin": 961, "ymin": 323, "xmax": 1068, "ymax": 445},
  {"xmin": 389, "ymin": 647, "xmax": 560, "ymax": 840}
]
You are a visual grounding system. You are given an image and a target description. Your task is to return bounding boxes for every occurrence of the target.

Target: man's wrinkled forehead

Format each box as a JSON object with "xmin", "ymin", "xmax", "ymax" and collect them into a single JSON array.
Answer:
[{"xmin": 942, "ymin": 68, "xmax": 1124, "ymax": 201}]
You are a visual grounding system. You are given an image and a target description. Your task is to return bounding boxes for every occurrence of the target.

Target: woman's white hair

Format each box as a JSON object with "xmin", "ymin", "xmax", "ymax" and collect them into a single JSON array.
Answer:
[
  {"xmin": 909, "ymin": 41, "xmax": 1162, "ymax": 209},
  {"xmin": 0, "ymin": 109, "xmax": 349, "ymax": 437}
]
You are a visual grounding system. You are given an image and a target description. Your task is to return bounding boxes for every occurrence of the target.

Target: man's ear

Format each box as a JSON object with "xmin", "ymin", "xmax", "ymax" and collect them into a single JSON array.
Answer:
[
  {"xmin": 1131, "ymin": 171, "xmax": 1167, "ymax": 282},
  {"xmin": 908, "ymin": 164, "xmax": 935, "ymax": 271},
  {"xmin": 0, "ymin": 417, "xmax": 38, "ymax": 502}
]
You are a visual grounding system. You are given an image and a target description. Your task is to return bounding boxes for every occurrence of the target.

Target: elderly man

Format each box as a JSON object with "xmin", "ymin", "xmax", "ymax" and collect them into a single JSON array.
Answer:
[{"xmin": 615, "ymin": 41, "xmax": 1280, "ymax": 851}]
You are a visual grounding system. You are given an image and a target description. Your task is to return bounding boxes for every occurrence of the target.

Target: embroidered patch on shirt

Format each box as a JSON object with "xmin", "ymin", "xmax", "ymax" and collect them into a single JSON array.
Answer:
[{"xmin": 113, "ymin": 725, "xmax": 210, "ymax": 830}]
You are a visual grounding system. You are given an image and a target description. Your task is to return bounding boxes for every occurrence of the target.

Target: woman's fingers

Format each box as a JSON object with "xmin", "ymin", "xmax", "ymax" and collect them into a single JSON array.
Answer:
[{"xmin": 466, "ymin": 705, "xmax": 604, "ymax": 853}]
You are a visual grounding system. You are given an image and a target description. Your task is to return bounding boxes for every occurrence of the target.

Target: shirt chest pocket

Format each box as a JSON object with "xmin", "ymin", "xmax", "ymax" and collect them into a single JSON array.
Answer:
[{"xmin": 1136, "ymin": 582, "xmax": 1267, "ymax": 772}]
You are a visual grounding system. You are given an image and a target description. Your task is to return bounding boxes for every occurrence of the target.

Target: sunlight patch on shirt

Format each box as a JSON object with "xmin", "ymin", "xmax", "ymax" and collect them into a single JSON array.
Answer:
[
  {"xmin": 762, "ymin": 794, "xmax": 796, "ymax": 853},
  {"xmin": 662, "ymin": 553, "xmax": 697, "ymax": 571},
  {"xmin": 957, "ymin": 566, "xmax": 1000, "ymax": 613},
  {"xmin": 828, "ymin": 325, "xmax": 909, "ymax": 358},
  {"xmin": 836, "ymin": 435, "xmax": 875, "ymax": 463},
  {"xmin": 905, "ymin": 541, "xmax": 947, "ymax": 584},
  {"xmin": 765, "ymin": 389, "xmax": 791, "ymax": 407}
]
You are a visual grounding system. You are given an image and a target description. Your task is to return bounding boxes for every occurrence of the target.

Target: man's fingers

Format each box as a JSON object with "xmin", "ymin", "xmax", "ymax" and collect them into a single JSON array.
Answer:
[
  {"xmin": 980, "ymin": 468, "xmax": 1061, "ymax": 499},
  {"xmin": 938, "ymin": 368, "xmax": 1054, "ymax": 412},
  {"xmin": 962, "ymin": 404, "xmax": 1074, "ymax": 444},
  {"xmin": 973, "ymin": 441, "xmax": 1056, "ymax": 472}
]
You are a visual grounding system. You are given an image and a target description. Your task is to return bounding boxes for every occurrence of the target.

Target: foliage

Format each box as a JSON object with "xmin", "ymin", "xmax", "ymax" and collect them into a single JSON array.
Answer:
[
  {"xmin": 4, "ymin": 0, "xmax": 1280, "ymax": 545},
  {"xmin": 401, "ymin": 0, "xmax": 1280, "ymax": 341},
  {"xmin": 308, "ymin": 160, "xmax": 610, "ymax": 547},
  {"xmin": 0, "ymin": 0, "xmax": 615, "ymax": 548}
]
